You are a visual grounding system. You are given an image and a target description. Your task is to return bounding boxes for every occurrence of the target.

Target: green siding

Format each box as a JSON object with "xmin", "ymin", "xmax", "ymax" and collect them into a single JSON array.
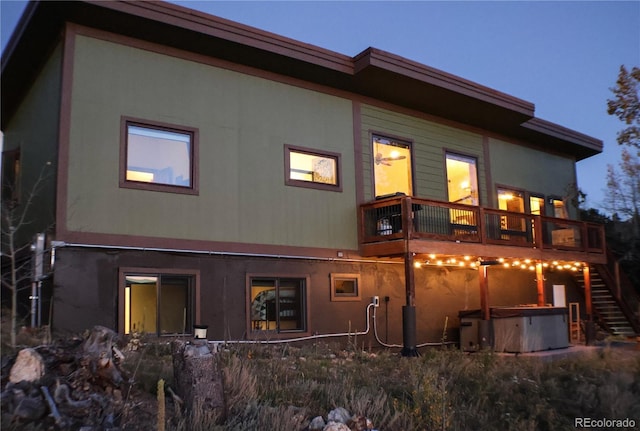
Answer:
[
  {"xmin": 360, "ymin": 104, "xmax": 486, "ymax": 203},
  {"xmin": 2, "ymin": 44, "xmax": 62, "ymax": 245},
  {"xmin": 67, "ymin": 36, "xmax": 356, "ymax": 248},
  {"xmin": 488, "ymin": 137, "xmax": 577, "ymax": 216}
]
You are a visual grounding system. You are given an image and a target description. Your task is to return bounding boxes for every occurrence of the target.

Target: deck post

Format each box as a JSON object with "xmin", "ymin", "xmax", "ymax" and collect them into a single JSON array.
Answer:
[
  {"xmin": 536, "ymin": 262, "xmax": 545, "ymax": 306},
  {"xmin": 401, "ymin": 250, "xmax": 418, "ymax": 357},
  {"xmin": 478, "ymin": 265, "xmax": 491, "ymax": 349},
  {"xmin": 583, "ymin": 265, "xmax": 595, "ymax": 345}
]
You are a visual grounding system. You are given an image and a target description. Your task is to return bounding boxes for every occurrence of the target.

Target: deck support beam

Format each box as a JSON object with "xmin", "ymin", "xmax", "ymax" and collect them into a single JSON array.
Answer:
[
  {"xmin": 583, "ymin": 265, "xmax": 595, "ymax": 345},
  {"xmin": 401, "ymin": 250, "xmax": 418, "ymax": 357},
  {"xmin": 478, "ymin": 265, "xmax": 491, "ymax": 349},
  {"xmin": 536, "ymin": 262, "xmax": 546, "ymax": 306}
]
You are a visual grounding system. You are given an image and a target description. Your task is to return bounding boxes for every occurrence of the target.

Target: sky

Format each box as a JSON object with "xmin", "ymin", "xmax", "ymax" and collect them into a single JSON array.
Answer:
[{"xmin": 1, "ymin": 0, "xmax": 639, "ymax": 210}]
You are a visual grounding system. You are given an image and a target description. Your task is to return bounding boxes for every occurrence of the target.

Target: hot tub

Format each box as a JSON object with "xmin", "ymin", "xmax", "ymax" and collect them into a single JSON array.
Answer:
[{"xmin": 459, "ymin": 306, "xmax": 569, "ymax": 353}]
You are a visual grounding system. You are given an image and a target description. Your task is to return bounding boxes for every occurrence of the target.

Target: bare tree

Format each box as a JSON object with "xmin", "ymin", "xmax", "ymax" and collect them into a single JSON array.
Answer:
[{"xmin": 1, "ymin": 162, "xmax": 51, "ymax": 347}]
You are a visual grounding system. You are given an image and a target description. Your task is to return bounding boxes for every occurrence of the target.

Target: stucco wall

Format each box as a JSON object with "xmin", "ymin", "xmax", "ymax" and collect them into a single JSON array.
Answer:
[
  {"xmin": 65, "ymin": 35, "xmax": 356, "ymax": 249},
  {"xmin": 52, "ymin": 248, "xmax": 582, "ymax": 344}
]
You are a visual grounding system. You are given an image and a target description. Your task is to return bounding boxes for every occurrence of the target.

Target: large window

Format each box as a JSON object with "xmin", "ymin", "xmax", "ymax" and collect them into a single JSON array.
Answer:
[
  {"xmin": 284, "ymin": 145, "xmax": 341, "ymax": 191},
  {"xmin": 372, "ymin": 134, "xmax": 413, "ymax": 198},
  {"xmin": 120, "ymin": 269, "xmax": 198, "ymax": 336},
  {"xmin": 249, "ymin": 276, "xmax": 307, "ymax": 333},
  {"xmin": 446, "ymin": 152, "xmax": 478, "ymax": 205},
  {"xmin": 120, "ymin": 117, "xmax": 198, "ymax": 194}
]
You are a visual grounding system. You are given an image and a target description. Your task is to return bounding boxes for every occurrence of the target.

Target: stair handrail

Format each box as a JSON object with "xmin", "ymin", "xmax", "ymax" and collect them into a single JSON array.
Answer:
[{"xmin": 596, "ymin": 248, "xmax": 640, "ymax": 334}]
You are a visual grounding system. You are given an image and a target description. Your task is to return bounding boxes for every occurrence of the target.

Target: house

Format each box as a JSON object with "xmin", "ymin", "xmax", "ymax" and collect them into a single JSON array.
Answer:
[{"xmin": 2, "ymin": 0, "xmax": 637, "ymax": 352}]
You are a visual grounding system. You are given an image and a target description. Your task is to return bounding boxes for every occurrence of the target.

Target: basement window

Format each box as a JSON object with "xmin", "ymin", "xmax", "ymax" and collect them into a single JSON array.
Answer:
[
  {"xmin": 330, "ymin": 273, "xmax": 361, "ymax": 302},
  {"xmin": 249, "ymin": 276, "xmax": 307, "ymax": 333},
  {"xmin": 120, "ymin": 269, "xmax": 199, "ymax": 336}
]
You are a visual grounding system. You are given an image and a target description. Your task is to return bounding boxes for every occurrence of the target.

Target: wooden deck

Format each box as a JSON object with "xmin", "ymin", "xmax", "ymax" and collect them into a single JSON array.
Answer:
[{"xmin": 359, "ymin": 195, "xmax": 606, "ymax": 264}]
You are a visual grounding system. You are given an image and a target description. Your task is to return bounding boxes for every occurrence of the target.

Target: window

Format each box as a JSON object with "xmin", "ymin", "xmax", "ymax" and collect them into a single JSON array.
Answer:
[
  {"xmin": 120, "ymin": 269, "xmax": 198, "ymax": 335},
  {"xmin": 497, "ymin": 187, "xmax": 525, "ymax": 213},
  {"xmin": 284, "ymin": 145, "xmax": 341, "ymax": 191},
  {"xmin": 372, "ymin": 134, "xmax": 413, "ymax": 198},
  {"xmin": 550, "ymin": 198, "xmax": 568, "ymax": 219},
  {"xmin": 120, "ymin": 117, "xmax": 198, "ymax": 194},
  {"xmin": 1, "ymin": 149, "xmax": 20, "ymax": 204},
  {"xmin": 446, "ymin": 152, "xmax": 478, "ymax": 205},
  {"xmin": 330, "ymin": 273, "xmax": 361, "ymax": 302},
  {"xmin": 496, "ymin": 187, "xmax": 526, "ymax": 235},
  {"xmin": 530, "ymin": 195, "xmax": 545, "ymax": 215},
  {"xmin": 249, "ymin": 276, "xmax": 306, "ymax": 332}
]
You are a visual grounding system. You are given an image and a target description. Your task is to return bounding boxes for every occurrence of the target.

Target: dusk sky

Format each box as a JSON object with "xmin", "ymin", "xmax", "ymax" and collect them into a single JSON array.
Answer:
[{"xmin": 1, "ymin": 1, "xmax": 639, "ymax": 211}]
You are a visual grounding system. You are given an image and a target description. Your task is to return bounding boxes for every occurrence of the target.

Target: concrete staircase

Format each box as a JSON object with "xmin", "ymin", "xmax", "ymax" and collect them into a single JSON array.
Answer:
[{"xmin": 575, "ymin": 266, "xmax": 638, "ymax": 337}]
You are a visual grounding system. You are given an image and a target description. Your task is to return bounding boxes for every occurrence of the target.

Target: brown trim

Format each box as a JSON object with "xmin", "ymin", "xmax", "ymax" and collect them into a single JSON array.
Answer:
[
  {"xmin": 245, "ymin": 273, "xmax": 311, "ymax": 339},
  {"xmin": 330, "ymin": 273, "xmax": 362, "ymax": 302},
  {"xmin": 118, "ymin": 266, "xmax": 201, "ymax": 335},
  {"xmin": 55, "ymin": 23, "xmax": 77, "ymax": 239},
  {"xmin": 482, "ymin": 136, "xmax": 494, "ymax": 208},
  {"xmin": 353, "ymin": 101, "xmax": 365, "ymax": 247},
  {"xmin": 283, "ymin": 144, "xmax": 343, "ymax": 192},
  {"xmin": 57, "ymin": 229, "xmax": 361, "ymax": 260},
  {"xmin": 119, "ymin": 116, "xmax": 199, "ymax": 195}
]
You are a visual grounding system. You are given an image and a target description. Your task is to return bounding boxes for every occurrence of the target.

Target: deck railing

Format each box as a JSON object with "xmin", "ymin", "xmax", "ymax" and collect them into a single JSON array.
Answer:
[{"xmin": 360, "ymin": 195, "xmax": 606, "ymax": 254}]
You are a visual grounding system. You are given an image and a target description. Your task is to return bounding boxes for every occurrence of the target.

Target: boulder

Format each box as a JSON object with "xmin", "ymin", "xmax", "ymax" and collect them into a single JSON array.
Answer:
[{"xmin": 9, "ymin": 348, "xmax": 45, "ymax": 383}]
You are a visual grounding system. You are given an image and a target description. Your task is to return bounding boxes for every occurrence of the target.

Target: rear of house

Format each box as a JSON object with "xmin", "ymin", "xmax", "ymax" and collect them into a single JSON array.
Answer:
[{"xmin": 3, "ymin": 1, "xmax": 633, "ymax": 351}]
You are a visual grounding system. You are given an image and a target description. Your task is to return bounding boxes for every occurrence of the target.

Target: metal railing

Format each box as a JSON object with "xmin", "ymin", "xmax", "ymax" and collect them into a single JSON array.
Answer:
[{"xmin": 360, "ymin": 195, "xmax": 606, "ymax": 254}]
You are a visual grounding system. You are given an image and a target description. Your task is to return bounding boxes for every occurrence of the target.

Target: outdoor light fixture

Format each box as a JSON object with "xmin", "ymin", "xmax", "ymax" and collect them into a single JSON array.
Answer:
[{"xmin": 416, "ymin": 254, "xmax": 585, "ymax": 272}]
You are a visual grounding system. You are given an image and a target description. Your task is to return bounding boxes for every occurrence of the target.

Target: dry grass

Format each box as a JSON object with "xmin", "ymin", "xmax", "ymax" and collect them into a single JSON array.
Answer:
[
  {"xmin": 165, "ymin": 342, "xmax": 640, "ymax": 430},
  {"xmin": 3, "ymin": 325, "xmax": 639, "ymax": 430}
]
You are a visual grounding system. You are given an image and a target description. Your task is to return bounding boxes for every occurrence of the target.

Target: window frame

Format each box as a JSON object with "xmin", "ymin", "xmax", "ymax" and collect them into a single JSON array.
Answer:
[
  {"xmin": 330, "ymin": 273, "xmax": 361, "ymax": 302},
  {"xmin": 371, "ymin": 132, "xmax": 414, "ymax": 198},
  {"xmin": 444, "ymin": 151, "xmax": 480, "ymax": 206},
  {"xmin": 284, "ymin": 144, "xmax": 342, "ymax": 192},
  {"xmin": 118, "ymin": 267, "xmax": 200, "ymax": 336},
  {"xmin": 246, "ymin": 273, "xmax": 310, "ymax": 338},
  {"xmin": 549, "ymin": 196, "xmax": 569, "ymax": 219},
  {"xmin": 119, "ymin": 116, "xmax": 199, "ymax": 195}
]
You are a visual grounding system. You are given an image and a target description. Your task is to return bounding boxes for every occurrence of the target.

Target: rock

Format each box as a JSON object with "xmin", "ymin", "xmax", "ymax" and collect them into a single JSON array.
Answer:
[
  {"xmin": 327, "ymin": 407, "xmax": 351, "ymax": 424},
  {"xmin": 323, "ymin": 421, "xmax": 351, "ymax": 431},
  {"xmin": 9, "ymin": 348, "xmax": 45, "ymax": 383},
  {"xmin": 309, "ymin": 415, "xmax": 326, "ymax": 430},
  {"xmin": 347, "ymin": 415, "xmax": 374, "ymax": 430}
]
